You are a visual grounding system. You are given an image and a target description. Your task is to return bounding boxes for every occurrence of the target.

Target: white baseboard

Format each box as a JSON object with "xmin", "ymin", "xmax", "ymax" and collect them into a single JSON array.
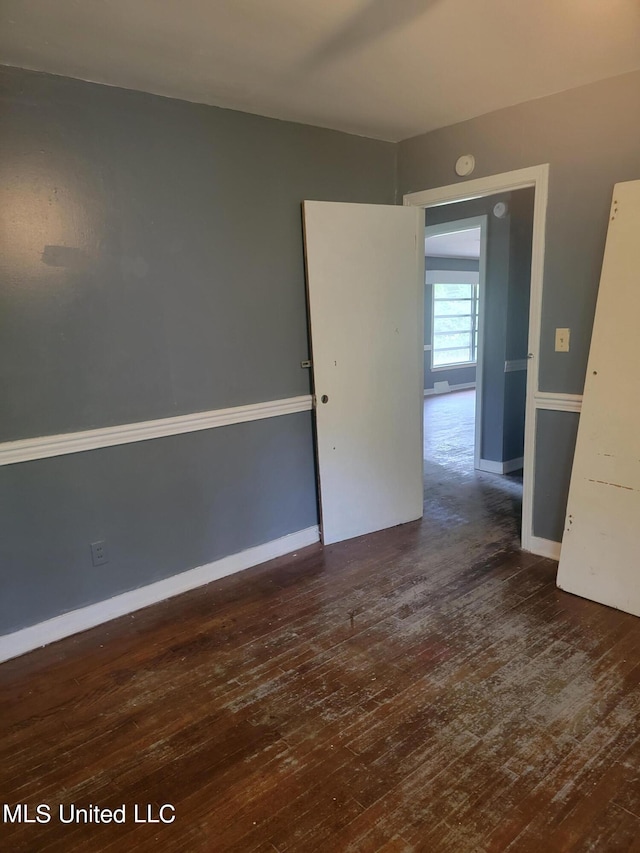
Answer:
[
  {"xmin": 477, "ymin": 456, "xmax": 524, "ymax": 475},
  {"xmin": 0, "ymin": 526, "xmax": 320, "ymax": 665},
  {"xmin": 424, "ymin": 382, "xmax": 476, "ymax": 396},
  {"xmin": 526, "ymin": 535, "xmax": 562, "ymax": 561},
  {"xmin": 503, "ymin": 456, "xmax": 524, "ymax": 474}
]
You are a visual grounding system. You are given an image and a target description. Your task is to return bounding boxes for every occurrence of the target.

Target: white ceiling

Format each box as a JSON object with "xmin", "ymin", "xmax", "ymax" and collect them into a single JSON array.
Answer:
[
  {"xmin": 425, "ymin": 228, "xmax": 480, "ymax": 259},
  {"xmin": 1, "ymin": 0, "xmax": 640, "ymax": 141}
]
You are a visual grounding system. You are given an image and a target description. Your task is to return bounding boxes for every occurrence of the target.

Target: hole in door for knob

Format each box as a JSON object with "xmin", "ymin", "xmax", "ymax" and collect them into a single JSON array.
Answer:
[{"xmin": 321, "ymin": 395, "xmax": 329, "ymax": 404}]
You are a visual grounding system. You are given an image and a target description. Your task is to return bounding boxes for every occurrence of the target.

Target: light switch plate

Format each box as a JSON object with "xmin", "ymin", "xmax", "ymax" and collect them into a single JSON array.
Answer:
[{"xmin": 555, "ymin": 328, "xmax": 570, "ymax": 352}]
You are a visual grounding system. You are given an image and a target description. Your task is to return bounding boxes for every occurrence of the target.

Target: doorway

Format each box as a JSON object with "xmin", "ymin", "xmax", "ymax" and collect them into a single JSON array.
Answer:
[
  {"xmin": 405, "ymin": 164, "xmax": 549, "ymax": 553},
  {"xmin": 303, "ymin": 165, "xmax": 548, "ymax": 554},
  {"xmin": 424, "ymin": 217, "xmax": 485, "ymax": 471}
]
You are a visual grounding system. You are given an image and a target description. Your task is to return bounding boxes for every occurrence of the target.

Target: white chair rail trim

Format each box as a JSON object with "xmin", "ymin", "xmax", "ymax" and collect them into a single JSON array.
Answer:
[
  {"xmin": 0, "ymin": 395, "xmax": 314, "ymax": 466},
  {"xmin": 535, "ymin": 392, "xmax": 582, "ymax": 414}
]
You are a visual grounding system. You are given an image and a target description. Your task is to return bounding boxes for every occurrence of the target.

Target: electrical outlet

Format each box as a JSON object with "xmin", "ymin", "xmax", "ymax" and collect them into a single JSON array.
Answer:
[
  {"xmin": 90, "ymin": 540, "xmax": 108, "ymax": 566},
  {"xmin": 555, "ymin": 328, "xmax": 570, "ymax": 352}
]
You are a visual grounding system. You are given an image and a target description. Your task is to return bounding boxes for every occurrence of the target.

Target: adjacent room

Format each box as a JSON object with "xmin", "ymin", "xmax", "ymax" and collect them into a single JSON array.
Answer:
[
  {"xmin": 2, "ymin": 2, "xmax": 640, "ymax": 850},
  {"xmin": 424, "ymin": 221, "xmax": 481, "ymax": 490},
  {"xmin": 422, "ymin": 188, "xmax": 533, "ymax": 557}
]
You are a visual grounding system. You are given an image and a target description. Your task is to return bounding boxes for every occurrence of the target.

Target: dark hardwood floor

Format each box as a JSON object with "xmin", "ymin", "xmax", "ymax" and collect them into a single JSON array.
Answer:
[{"xmin": 2, "ymin": 391, "xmax": 639, "ymax": 851}]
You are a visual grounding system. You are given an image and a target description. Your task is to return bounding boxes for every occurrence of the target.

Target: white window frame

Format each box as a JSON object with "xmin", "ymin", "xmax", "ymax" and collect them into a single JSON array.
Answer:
[{"xmin": 427, "ymin": 269, "xmax": 480, "ymax": 371}]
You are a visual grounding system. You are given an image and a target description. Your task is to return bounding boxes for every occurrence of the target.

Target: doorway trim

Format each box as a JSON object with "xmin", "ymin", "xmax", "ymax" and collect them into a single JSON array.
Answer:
[
  {"xmin": 425, "ymin": 215, "xmax": 487, "ymax": 471},
  {"xmin": 404, "ymin": 164, "xmax": 550, "ymax": 555}
]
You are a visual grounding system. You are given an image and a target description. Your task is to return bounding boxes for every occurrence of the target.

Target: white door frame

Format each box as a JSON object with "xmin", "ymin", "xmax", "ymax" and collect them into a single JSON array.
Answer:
[
  {"xmin": 425, "ymin": 215, "xmax": 487, "ymax": 471},
  {"xmin": 404, "ymin": 164, "xmax": 550, "ymax": 555}
]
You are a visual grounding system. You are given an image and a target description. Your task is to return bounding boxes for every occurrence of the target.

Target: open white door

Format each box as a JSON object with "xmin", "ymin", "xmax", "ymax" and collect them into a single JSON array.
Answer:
[{"xmin": 303, "ymin": 201, "xmax": 424, "ymax": 545}]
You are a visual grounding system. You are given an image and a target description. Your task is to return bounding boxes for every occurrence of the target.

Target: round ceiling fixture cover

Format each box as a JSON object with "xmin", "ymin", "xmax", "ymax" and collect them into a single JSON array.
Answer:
[{"xmin": 455, "ymin": 154, "xmax": 475, "ymax": 177}]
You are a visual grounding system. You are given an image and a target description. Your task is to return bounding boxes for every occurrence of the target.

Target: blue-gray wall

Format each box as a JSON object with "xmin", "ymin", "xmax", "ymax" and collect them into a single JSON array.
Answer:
[
  {"xmin": 504, "ymin": 189, "xmax": 534, "ymax": 463},
  {"xmin": 399, "ymin": 69, "xmax": 640, "ymax": 538},
  {"xmin": 534, "ymin": 410, "xmax": 580, "ymax": 543},
  {"xmin": 0, "ymin": 66, "xmax": 396, "ymax": 635}
]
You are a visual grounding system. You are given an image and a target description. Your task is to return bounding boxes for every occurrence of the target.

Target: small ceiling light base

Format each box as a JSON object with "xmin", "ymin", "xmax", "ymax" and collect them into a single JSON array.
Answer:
[{"xmin": 455, "ymin": 154, "xmax": 475, "ymax": 177}]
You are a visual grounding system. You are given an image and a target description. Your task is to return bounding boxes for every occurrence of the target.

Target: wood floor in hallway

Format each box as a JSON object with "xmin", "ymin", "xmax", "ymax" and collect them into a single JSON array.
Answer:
[{"xmin": 1, "ymin": 391, "xmax": 639, "ymax": 852}]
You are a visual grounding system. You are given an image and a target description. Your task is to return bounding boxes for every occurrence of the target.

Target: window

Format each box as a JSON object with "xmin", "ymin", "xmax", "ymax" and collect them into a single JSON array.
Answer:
[{"xmin": 432, "ymin": 281, "xmax": 479, "ymax": 368}]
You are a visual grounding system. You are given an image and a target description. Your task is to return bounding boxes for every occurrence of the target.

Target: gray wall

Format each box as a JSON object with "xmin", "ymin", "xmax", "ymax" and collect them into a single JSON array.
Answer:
[
  {"xmin": 399, "ymin": 69, "xmax": 640, "ymax": 535},
  {"xmin": 503, "ymin": 189, "xmax": 534, "ymax": 463},
  {"xmin": 0, "ymin": 66, "xmax": 395, "ymax": 439},
  {"xmin": 534, "ymin": 410, "xmax": 580, "ymax": 542},
  {"xmin": 0, "ymin": 66, "xmax": 396, "ymax": 635},
  {"xmin": 425, "ymin": 190, "xmax": 534, "ymax": 464},
  {"xmin": 1, "ymin": 415, "xmax": 316, "ymax": 632}
]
